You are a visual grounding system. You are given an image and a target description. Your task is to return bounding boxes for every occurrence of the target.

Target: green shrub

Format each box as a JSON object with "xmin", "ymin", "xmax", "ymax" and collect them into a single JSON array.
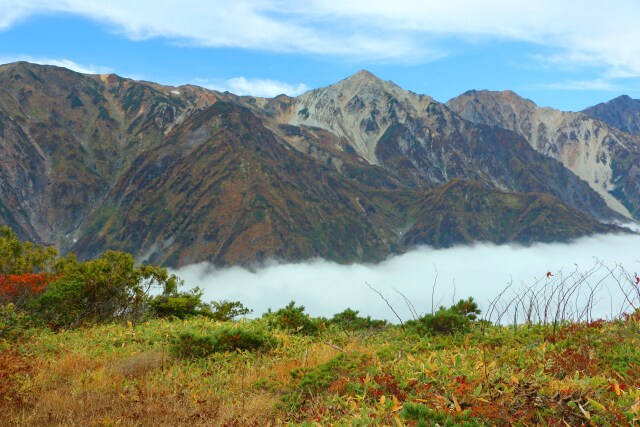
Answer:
[
  {"xmin": 0, "ymin": 303, "xmax": 32, "ymax": 342},
  {"xmin": 266, "ymin": 301, "xmax": 319, "ymax": 335},
  {"xmin": 148, "ymin": 287, "xmax": 212, "ymax": 319},
  {"xmin": 283, "ymin": 352, "xmax": 371, "ymax": 411},
  {"xmin": 171, "ymin": 326, "xmax": 276, "ymax": 358},
  {"xmin": 211, "ymin": 326, "xmax": 276, "ymax": 353},
  {"xmin": 330, "ymin": 308, "xmax": 387, "ymax": 331},
  {"xmin": 210, "ymin": 300, "xmax": 252, "ymax": 321},
  {"xmin": 29, "ymin": 276, "xmax": 87, "ymax": 328},
  {"xmin": 402, "ymin": 403, "xmax": 482, "ymax": 426},
  {"xmin": 171, "ymin": 332, "xmax": 218, "ymax": 358},
  {"xmin": 407, "ymin": 298, "xmax": 480, "ymax": 336},
  {"xmin": 0, "ymin": 226, "xmax": 59, "ymax": 276},
  {"xmin": 31, "ymin": 250, "xmax": 180, "ymax": 328},
  {"xmin": 451, "ymin": 297, "xmax": 481, "ymax": 321}
]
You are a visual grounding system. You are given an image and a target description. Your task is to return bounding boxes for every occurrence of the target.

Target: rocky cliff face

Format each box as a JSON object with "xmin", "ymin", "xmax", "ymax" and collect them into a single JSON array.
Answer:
[
  {"xmin": 583, "ymin": 95, "xmax": 640, "ymax": 136},
  {"xmin": 447, "ymin": 90, "xmax": 640, "ymax": 219},
  {"xmin": 0, "ymin": 63, "xmax": 628, "ymax": 266},
  {"xmin": 270, "ymin": 72, "xmax": 617, "ymax": 222}
]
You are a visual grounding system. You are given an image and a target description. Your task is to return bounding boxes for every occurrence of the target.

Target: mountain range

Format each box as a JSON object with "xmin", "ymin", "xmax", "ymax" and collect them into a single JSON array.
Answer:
[{"xmin": 0, "ymin": 62, "xmax": 636, "ymax": 267}]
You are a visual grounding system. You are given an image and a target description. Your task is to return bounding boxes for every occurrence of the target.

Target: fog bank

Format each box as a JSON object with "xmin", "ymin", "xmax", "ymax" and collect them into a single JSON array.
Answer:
[{"xmin": 171, "ymin": 233, "xmax": 640, "ymax": 323}]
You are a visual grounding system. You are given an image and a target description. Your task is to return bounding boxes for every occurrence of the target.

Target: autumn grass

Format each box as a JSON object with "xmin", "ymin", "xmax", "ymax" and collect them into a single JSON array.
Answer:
[{"xmin": 2, "ymin": 316, "xmax": 640, "ymax": 426}]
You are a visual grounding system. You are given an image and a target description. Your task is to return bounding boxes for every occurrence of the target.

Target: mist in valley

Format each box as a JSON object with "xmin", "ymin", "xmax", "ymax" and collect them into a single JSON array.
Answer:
[{"xmin": 172, "ymin": 232, "xmax": 640, "ymax": 324}]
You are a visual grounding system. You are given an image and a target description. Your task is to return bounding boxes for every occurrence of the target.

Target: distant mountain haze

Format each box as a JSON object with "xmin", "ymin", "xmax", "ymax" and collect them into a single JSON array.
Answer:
[{"xmin": 0, "ymin": 62, "xmax": 634, "ymax": 267}]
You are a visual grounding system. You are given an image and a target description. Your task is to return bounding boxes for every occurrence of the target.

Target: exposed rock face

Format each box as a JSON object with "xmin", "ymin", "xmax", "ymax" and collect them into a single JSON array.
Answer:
[
  {"xmin": 447, "ymin": 90, "xmax": 640, "ymax": 219},
  {"xmin": 284, "ymin": 70, "xmax": 434, "ymax": 165},
  {"xmin": 583, "ymin": 95, "xmax": 640, "ymax": 136},
  {"xmin": 274, "ymin": 73, "xmax": 617, "ymax": 221},
  {"xmin": 0, "ymin": 63, "xmax": 628, "ymax": 267}
]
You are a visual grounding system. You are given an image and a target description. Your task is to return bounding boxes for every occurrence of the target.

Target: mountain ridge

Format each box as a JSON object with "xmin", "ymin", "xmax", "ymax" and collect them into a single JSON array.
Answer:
[
  {"xmin": 447, "ymin": 89, "xmax": 640, "ymax": 219},
  {"xmin": 582, "ymin": 94, "xmax": 640, "ymax": 136},
  {"xmin": 0, "ymin": 62, "xmax": 632, "ymax": 267}
]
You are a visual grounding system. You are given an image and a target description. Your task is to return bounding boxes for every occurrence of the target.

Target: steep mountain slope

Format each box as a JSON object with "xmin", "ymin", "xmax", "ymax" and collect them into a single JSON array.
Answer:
[
  {"xmin": 582, "ymin": 95, "xmax": 640, "ymax": 136},
  {"xmin": 447, "ymin": 90, "xmax": 640, "ymax": 219},
  {"xmin": 0, "ymin": 62, "xmax": 220, "ymax": 247},
  {"xmin": 268, "ymin": 72, "xmax": 617, "ymax": 221},
  {"xmin": 402, "ymin": 180, "xmax": 615, "ymax": 247},
  {"xmin": 72, "ymin": 101, "xmax": 408, "ymax": 266},
  {"xmin": 0, "ymin": 62, "xmax": 629, "ymax": 266}
]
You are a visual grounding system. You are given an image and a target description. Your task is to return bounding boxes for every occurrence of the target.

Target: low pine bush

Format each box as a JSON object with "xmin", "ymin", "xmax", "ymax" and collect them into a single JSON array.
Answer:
[
  {"xmin": 0, "ymin": 303, "xmax": 32, "ymax": 342},
  {"xmin": 171, "ymin": 326, "xmax": 276, "ymax": 358},
  {"xmin": 402, "ymin": 402, "xmax": 482, "ymax": 426},
  {"xmin": 407, "ymin": 298, "xmax": 481, "ymax": 336},
  {"xmin": 330, "ymin": 308, "xmax": 387, "ymax": 331},
  {"xmin": 148, "ymin": 288, "xmax": 212, "ymax": 319},
  {"xmin": 211, "ymin": 326, "xmax": 276, "ymax": 353},
  {"xmin": 266, "ymin": 301, "xmax": 320, "ymax": 335}
]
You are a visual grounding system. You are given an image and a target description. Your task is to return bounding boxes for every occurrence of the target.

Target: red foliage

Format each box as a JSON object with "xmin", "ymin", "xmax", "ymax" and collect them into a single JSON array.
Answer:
[
  {"xmin": 0, "ymin": 273, "xmax": 57, "ymax": 303},
  {"xmin": 455, "ymin": 374, "xmax": 473, "ymax": 395},
  {"xmin": 368, "ymin": 373, "xmax": 407, "ymax": 401}
]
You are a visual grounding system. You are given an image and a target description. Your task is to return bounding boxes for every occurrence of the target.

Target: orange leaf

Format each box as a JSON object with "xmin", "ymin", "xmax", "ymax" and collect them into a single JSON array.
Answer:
[{"xmin": 392, "ymin": 395, "xmax": 402, "ymax": 411}]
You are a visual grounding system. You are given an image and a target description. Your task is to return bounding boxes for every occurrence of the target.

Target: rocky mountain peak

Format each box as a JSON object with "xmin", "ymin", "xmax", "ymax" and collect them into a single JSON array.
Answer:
[
  {"xmin": 282, "ymin": 70, "xmax": 434, "ymax": 164},
  {"xmin": 448, "ymin": 89, "xmax": 640, "ymax": 219},
  {"xmin": 582, "ymin": 95, "xmax": 640, "ymax": 136},
  {"xmin": 350, "ymin": 69, "xmax": 377, "ymax": 80}
]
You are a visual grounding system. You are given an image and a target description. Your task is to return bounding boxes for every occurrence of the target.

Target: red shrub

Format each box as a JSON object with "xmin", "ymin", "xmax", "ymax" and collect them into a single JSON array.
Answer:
[{"xmin": 0, "ymin": 273, "xmax": 57, "ymax": 305}]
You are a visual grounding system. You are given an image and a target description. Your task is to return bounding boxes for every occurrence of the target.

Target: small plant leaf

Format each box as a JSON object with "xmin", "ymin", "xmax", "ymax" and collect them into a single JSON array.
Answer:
[
  {"xmin": 452, "ymin": 394, "xmax": 462, "ymax": 413},
  {"xmin": 578, "ymin": 403, "xmax": 591, "ymax": 419},
  {"xmin": 474, "ymin": 383, "xmax": 482, "ymax": 397},
  {"xmin": 587, "ymin": 398, "xmax": 606, "ymax": 412}
]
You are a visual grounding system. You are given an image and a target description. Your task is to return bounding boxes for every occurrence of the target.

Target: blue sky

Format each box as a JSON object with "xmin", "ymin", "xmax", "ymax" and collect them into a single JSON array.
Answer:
[{"xmin": 1, "ymin": 1, "xmax": 640, "ymax": 111}]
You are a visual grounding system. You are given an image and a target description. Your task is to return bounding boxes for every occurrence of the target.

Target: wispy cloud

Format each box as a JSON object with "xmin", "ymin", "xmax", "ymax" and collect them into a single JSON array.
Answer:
[
  {"xmin": 538, "ymin": 78, "xmax": 620, "ymax": 92},
  {"xmin": 172, "ymin": 233, "xmax": 640, "ymax": 322},
  {"xmin": 4, "ymin": 0, "xmax": 640, "ymax": 75},
  {"xmin": 0, "ymin": 55, "xmax": 113, "ymax": 74},
  {"xmin": 199, "ymin": 76, "xmax": 309, "ymax": 98}
]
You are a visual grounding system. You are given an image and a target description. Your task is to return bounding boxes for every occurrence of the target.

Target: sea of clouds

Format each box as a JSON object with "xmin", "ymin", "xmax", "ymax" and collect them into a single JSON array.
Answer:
[{"xmin": 171, "ymin": 232, "xmax": 640, "ymax": 323}]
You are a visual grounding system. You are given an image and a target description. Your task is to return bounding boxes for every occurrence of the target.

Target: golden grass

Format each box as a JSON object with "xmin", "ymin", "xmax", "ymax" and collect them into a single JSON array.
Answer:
[
  {"xmin": 4, "ymin": 317, "xmax": 639, "ymax": 425},
  {"xmin": 1, "ymin": 324, "xmax": 371, "ymax": 426}
]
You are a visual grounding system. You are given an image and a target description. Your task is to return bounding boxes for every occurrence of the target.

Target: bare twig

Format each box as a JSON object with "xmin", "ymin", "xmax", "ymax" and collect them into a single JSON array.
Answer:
[
  {"xmin": 431, "ymin": 264, "xmax": 439, "ymax": 315},
  {"xmin": 366, "ymin": 282, "xmax": 404, "ymax": 329},
  {"xmin": 394, "ymin": 288, "xmax": 418, "ymax": 321},
  {"xmin": 322, "ymin": 340, "xmax": 346, "ymax": 353}
]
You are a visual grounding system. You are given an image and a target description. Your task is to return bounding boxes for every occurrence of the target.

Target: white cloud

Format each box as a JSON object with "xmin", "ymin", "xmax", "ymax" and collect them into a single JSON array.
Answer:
[
  {"xmin": 3, "ymin": 0, "xmax": 640, "ymax": 75},
  {"xmin": 201, "ymin": 76, "xmax": 308, "ymax": 98},
  {"xmin": 538, "ymin": 79, "xmax": 620, "ymax": 92},
  {"xmin": 172, "ymin": 233, "xmax": 640, "ymax": 324},
  {"xmin": 0, "ymin": 55, "xmax": 113, "ymax": 74}
]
